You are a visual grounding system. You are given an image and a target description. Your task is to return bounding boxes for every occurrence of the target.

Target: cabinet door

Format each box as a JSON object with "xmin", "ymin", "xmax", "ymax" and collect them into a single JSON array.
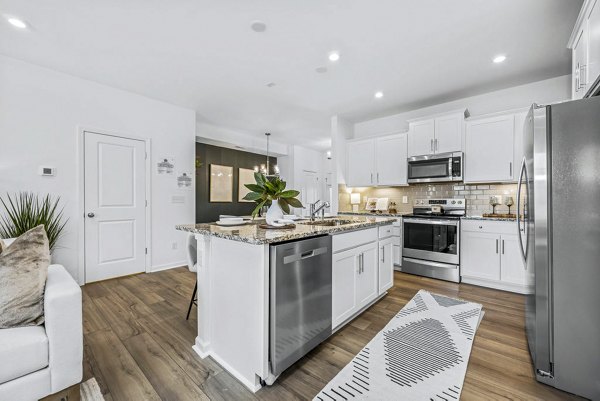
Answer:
[
  {"xmin": 513, "ymin": 111, "xmax": 527, "ymax": 174},
  {"xmin": 346, "ymin": 139, "xmax": 375, "ymax": 187},
  {"xmin": 356, "ymin": 243, "xmax": 378, "ymax": 307},
  {"xmin": 375, "ymin": 134, "xmax": 408, "ymax": 186},
  {"xmin": 378, "ymin": 238, "xmax": 394, "ymax": 294},
  {"xmin": 408, "ymin": 119, "xmax": 435, "ymax": 157},
  {"xmin": 465, "ymin": 115, "xmax": 515, "ymax": 183},
  {"xmin": 461, "ymin": 231, "xmax": 501, "ymax": 281},
  {"xmin": 434, "ymin": 114, "xmax": 463, "ymax": 154},
  {"xmin": 332, "ymin": 249, "xmax": 358, "ymax": 328},
  {"xmin": 572, "ymin": 26, "xmax": 589, "ymax": 100},
  {"xmin": 588, "ymin": 0, "xmax": 600, "ymax": 92},
  {"xmin": 500, "ymin": 234, "xmax": 530, "ymax": 286}
]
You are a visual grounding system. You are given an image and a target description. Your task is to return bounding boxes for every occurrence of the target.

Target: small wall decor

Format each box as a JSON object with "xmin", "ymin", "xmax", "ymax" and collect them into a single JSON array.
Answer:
[
  {"xmin": 157, "ymin": 157, "xmax": 175, "ymax": 175},
  {"xmin": 238, "ymin": 168, "xmax": 256, "ymax": 202},
  {"xmin": 209, "ymin": 164, "xmax": 233, "ymax": 202},
  {"xmin": 177, "ymin": 172, "xmax": 192, "ymax": 188}
]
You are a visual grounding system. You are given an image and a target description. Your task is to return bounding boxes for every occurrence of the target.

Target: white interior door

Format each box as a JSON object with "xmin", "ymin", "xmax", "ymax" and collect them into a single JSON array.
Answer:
[
  {"xmin": 300, "ymin": 170, "xmax": 320, "ymax": 215},
  {"xmin": 84, "ymin": 132, "xmax": 146, "ymax": 283}
]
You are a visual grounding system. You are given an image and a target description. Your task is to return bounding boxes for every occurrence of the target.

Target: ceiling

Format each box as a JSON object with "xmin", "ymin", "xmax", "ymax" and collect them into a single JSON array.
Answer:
[{"xmin": 0, "ymin": 0, "xmax": 582, "ymax": 149}]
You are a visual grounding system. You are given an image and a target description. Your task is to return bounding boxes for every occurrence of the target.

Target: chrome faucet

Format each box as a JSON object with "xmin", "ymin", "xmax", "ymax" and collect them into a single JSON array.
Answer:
[{"xmin": 309, "ymin": 200, "xmax": 330, "ymax": 222}]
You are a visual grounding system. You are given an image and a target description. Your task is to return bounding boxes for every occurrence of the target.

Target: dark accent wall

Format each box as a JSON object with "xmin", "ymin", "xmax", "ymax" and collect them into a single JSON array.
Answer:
[{"xmin": 196, "ymin": 143, "xmax": 276, "ymax": 223}]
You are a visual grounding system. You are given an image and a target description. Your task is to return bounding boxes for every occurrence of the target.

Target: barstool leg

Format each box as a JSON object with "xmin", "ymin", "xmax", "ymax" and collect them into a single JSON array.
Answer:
[{"xmin": 186, "ymin": 282, "xmax": 197, "ymax": 320}]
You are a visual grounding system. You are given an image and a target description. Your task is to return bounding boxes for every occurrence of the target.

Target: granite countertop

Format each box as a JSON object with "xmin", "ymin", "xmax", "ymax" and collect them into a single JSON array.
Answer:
[
  {"xmin": 339, "ymin": 211, "xmax": 409, "ymax": 218},
  {"xmin": 462, "ymin": 216, "xmax": 517, "ymax": 222},
  {"xmin": 176, "ymin": 216, "xmax": 396, "ymax": 245}
]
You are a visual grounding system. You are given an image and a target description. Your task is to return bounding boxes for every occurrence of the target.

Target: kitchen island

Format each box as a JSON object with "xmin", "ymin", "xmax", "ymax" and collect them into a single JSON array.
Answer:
[{"xmin": 176, "ymin": 216, "xmax": 395, "ymax": 392}]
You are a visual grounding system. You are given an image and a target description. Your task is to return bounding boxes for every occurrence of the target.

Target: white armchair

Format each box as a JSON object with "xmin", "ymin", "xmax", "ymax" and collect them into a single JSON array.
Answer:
[{"xmin": 0, "ymin": 256, "xmax": 83, "ymax": 401}]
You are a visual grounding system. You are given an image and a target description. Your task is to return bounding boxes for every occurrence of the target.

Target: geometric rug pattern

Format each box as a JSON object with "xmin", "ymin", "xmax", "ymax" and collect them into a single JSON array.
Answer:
[{"xmin": 314, "ymin": 290, "xmax": 483, "ymax": 400}]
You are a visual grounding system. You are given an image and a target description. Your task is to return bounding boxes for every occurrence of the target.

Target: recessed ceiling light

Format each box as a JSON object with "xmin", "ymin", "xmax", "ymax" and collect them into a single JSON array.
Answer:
[
  {"xmin": 328, "ymin": 52, "xmax": 340, "ymax": 62},
  {"xmin": 250, "ymin": 20, "xmax": 267, "ymax": 33},
  {"xmin": 315, "ymin": 66, "xmax": 328, "ymax": 74},
  {"xmin": 7, "ymin": 17, "xmax": 27, "ymax": 29},
  {"xmin": 493, "ymin": 55, "xmax": 507, "ymax": 63},
  {"xmin": 374, "ymin": 91, "xmax": 384, "ymax": 99}
]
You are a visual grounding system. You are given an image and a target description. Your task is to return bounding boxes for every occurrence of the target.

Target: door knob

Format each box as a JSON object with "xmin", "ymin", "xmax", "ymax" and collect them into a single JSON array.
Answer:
[{"xmin": 87, "ymin": 212, "xmax": 95, "ymax": 218}]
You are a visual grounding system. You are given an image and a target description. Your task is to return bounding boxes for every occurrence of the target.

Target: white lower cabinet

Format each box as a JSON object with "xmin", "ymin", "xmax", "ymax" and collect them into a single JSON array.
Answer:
[
  {"xmin": 461, "ymin": 220, "xmax": 532, "ymax": 294},
  {"xmin": 378, "ymin": 237, "xmax": 394, "ymax": 294},
  {"xmin": 332, "ymin": 226, "xmax": 393, "ymax": 330}
]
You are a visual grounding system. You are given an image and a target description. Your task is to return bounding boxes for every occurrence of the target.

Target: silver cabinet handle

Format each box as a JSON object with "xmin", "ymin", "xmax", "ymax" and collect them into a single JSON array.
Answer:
[
  {"xmin": 502, "ymin": 239, "xmax": 505, "ymax": 254},
  {"xmin": 435, "ymin": 138, "xmax": 438, "ymax": 152},
  {"xmin": 430, "ymin": 139, "xmax": 434, "ymax": 152},
  {"xmin": 87, "ymin": 212, "xmax": 95, "ymax": 218},
  {"xmin": 383, "ymin": 246, "xmax": 385, "ymax": 262},
  {"xmin": 377, "ymin": 172, "xmax": 379, "ymax": 183},
  {"xmin": 575, "ymin": 63, "xmax": 580, "ymax": 92},
  {"xmin": 370, "ymin": 173, "xmax": 373, "ymax": 184},
  {"xmin": 581, "ymin": 64, "xmax": 587, "ymax": 89},
  {"xmin": 509, "ymin": 162, "xmax": 512, "ymax": 177},
  {"xmin": 496, "ymin": 239, "xmax": 499, "ymax": 254}
]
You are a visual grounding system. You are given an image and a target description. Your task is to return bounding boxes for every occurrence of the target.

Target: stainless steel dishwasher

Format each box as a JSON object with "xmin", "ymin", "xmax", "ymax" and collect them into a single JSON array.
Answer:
[{"xmin": 269, "ymin": 235, "xmax": 332, "ymax": 377}]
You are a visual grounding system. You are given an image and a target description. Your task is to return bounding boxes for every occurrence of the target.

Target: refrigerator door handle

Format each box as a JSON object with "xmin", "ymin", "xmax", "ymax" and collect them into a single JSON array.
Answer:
[{"xmin": 516, "ymin": 156, "xmax": 527, "ymax": 264}]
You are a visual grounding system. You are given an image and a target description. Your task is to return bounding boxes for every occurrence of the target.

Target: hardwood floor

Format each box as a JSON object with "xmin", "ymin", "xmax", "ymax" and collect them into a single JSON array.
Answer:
[{"xmin": 82, "ymin": 268, "xmax": 582, "ymax": 400}]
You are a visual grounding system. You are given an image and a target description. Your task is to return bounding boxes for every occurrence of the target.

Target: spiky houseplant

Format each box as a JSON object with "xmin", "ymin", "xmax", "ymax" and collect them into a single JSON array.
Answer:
[
  {"xmin": 0, "ymin": 192, "xmax": 68, "ymax": 252},
  {"xmin": 243, "ymin": 173, "xmax": 304, "ymax": 218}
]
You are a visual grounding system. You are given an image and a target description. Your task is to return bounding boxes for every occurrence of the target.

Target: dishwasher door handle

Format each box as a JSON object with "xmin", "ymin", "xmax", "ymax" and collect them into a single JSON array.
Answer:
[{"xmin": 283, "ymin": 246, "xmax": 328, "ymax": 264}]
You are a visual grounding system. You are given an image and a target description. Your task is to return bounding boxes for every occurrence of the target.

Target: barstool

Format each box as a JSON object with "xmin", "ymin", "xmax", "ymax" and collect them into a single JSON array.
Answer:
[{"xmin": 186, "ymin": 234, "xmax": 198, "ymax": 320}]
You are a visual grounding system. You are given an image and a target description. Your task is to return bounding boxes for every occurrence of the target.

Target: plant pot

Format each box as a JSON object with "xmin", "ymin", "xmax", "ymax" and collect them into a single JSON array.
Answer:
[{"xmin": 265, "ymin": 201, "xmax": 284, "ymax": 226}]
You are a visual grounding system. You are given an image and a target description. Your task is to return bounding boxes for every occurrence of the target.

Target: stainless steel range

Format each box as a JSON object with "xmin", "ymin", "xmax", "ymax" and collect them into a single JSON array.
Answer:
[{"xmin": 401, "ymin": 198, "xmax": 465, "ymax": 283}]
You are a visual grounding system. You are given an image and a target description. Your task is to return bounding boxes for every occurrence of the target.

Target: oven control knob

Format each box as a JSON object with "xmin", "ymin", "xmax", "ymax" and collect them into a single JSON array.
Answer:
[
  {"xmin": 458, "ymin": 201, "xmax": 462, "ymax": 204},
  {"xmin": 451, "ymin": 200, "xmax": 456, "ymax": 204}
]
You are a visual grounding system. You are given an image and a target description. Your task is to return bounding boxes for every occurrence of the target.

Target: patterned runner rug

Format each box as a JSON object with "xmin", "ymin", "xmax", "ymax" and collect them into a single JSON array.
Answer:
[{"xmin": 315, "ymin": 290, "xmax": 483, "ymax": 400}]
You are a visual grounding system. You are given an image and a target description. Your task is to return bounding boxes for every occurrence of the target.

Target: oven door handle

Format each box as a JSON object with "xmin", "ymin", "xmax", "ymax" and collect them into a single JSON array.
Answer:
[{"xmin": 403, "ymin": 218, "xmax": 459, "ymax": 226}]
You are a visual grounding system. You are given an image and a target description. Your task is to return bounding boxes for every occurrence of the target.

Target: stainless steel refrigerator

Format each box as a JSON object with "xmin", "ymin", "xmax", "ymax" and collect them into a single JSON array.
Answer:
[{"xmin": 519, "ymin": 96, "xmax": 600, "ymax": 400}]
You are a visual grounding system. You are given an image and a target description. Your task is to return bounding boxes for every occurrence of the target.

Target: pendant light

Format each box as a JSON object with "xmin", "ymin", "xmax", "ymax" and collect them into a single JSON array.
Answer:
[{"xmin": 254, "ymin": 133, "xmax": 279, "ymax": 177}]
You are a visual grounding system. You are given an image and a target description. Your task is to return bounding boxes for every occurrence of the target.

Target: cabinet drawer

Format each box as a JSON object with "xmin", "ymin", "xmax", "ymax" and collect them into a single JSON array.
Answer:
[
  {"xmin": 333, "ymin": 228, "xmax": 377, "ymax": 253},
  {"xmin": 392, "ymin": 227, "xmax": 401, "ymax": 237},
  {"xmin": 461, "ymin": 219, "xmax": 520, "ymax": 235},
  {"xmin": 378, "ymin": 225, "xmax": 394, "ymax": 239}
]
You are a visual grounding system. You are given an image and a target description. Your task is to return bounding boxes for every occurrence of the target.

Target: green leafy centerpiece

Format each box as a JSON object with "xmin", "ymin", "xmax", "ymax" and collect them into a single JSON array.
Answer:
[{"xmin": 243, "ymin": 173, "xmax": 303, "ymax": 225}]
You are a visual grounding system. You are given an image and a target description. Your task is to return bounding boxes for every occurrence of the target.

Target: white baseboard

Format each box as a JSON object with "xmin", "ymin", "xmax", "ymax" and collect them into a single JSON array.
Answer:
[
  {"xmin": 149, "ymin": 261, "xmax": 187, "ymax": 273},
  {"xmin": 461, "ymin": 276, "xmax": 533, "ymax": 294}
]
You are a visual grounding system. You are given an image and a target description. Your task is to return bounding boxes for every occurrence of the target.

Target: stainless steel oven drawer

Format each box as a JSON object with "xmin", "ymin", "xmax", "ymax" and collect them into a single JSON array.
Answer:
[{"xmin": 402, "ymin": 257, "xmax": 460, "ymax": 283}]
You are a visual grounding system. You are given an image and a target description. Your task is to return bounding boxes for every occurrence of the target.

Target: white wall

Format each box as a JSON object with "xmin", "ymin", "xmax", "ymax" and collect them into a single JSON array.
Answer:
[
  {"xmin": 330, "ymin": 115, "xmax": 353, "ymax": 214},
  {"xmin": 0, "ymin": 55, "xmax": 196, "ymax": 282},
  {"xmin": 354, "ymin": 75, "xmax": 571, "ymax": 137},
  {"xmin": 196, "ymin": 121, "xmax": 288, "ymax": 157}
]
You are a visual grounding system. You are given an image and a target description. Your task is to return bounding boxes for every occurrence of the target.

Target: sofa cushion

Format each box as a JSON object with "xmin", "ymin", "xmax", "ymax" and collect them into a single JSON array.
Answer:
[
  {"xmin": 0, "ymin": 326, "xmax": 49, "ymax": 384},
  {"xmin": 0, "ymin": 226, "xmax": 50, "ymax": 328}
]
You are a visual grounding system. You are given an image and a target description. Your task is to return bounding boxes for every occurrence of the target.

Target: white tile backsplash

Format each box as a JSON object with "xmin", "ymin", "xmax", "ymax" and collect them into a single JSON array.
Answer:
[{"xmin": 339, "ymin": 182, "xmax": 518, "ymax": 216}]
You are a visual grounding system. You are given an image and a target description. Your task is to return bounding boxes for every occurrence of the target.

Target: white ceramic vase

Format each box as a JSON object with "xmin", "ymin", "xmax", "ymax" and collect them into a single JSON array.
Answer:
[{"xmin": 265, "ymin": 201, "xmax": 284, "ymax": 226}]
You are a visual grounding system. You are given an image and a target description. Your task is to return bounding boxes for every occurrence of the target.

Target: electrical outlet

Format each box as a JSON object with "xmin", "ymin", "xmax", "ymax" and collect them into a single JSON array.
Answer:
[
  {"xmin": 171, "ymin": 242, "xmax": 178, "ymax": 250},
  {"xmin": 402, "ymin": 196, "xmax": 408, "ymax": 204}
]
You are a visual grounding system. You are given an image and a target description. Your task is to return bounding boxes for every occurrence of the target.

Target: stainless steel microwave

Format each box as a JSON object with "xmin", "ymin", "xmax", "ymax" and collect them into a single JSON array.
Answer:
[{"xmin": 407, "ymin": 152, "xmax": 462, "ymax": 183}]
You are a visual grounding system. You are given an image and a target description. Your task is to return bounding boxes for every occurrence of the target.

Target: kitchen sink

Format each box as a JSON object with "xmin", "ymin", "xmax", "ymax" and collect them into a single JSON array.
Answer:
[{"xmin": 299, "ymin": 219, "xmax": 355, "ymax": 227}]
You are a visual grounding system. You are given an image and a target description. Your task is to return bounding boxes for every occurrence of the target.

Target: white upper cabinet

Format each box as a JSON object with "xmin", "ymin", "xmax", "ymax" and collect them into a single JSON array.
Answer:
[
  {"xmin": 434, "ymin": 113, "xmax": 463, "ymax": 154},
  {"xmin": 464, "ymin": 109, "xmax": 528, "ymax": 184},
  {"xmin": 588, "ymin": 0, "xmax": 600, "ymax": 90},
  {"xmin": 346, "ymin": 133, "xmax": 408, "ymax": 187},
  {"xmin": 375, "ymin": 134, "xmax": 408, "ymax": 186},
  {"xmin": 569, "ymin": 0, "xmax": 600, "ymax": 99},
  {"xmin": 408, "ymin": 120, "xmax": 435, "ymax": 157},
  {"xmin": 407, "ymin": 110, "xmax": 466, "ymax": 157},
  {"xmin": 346, "ymin": 138, "xmax": 375, "ymax": 187}
]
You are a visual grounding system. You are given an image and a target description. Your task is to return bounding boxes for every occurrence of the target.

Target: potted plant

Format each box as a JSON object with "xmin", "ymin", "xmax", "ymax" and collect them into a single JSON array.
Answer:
[
  {"xmin": 243, "ymin": 173, "xmax": 303, "ymax": 225},
  {"xmin": 0, "ymin": 192, "xmax": 68, "ymax": 253}
]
